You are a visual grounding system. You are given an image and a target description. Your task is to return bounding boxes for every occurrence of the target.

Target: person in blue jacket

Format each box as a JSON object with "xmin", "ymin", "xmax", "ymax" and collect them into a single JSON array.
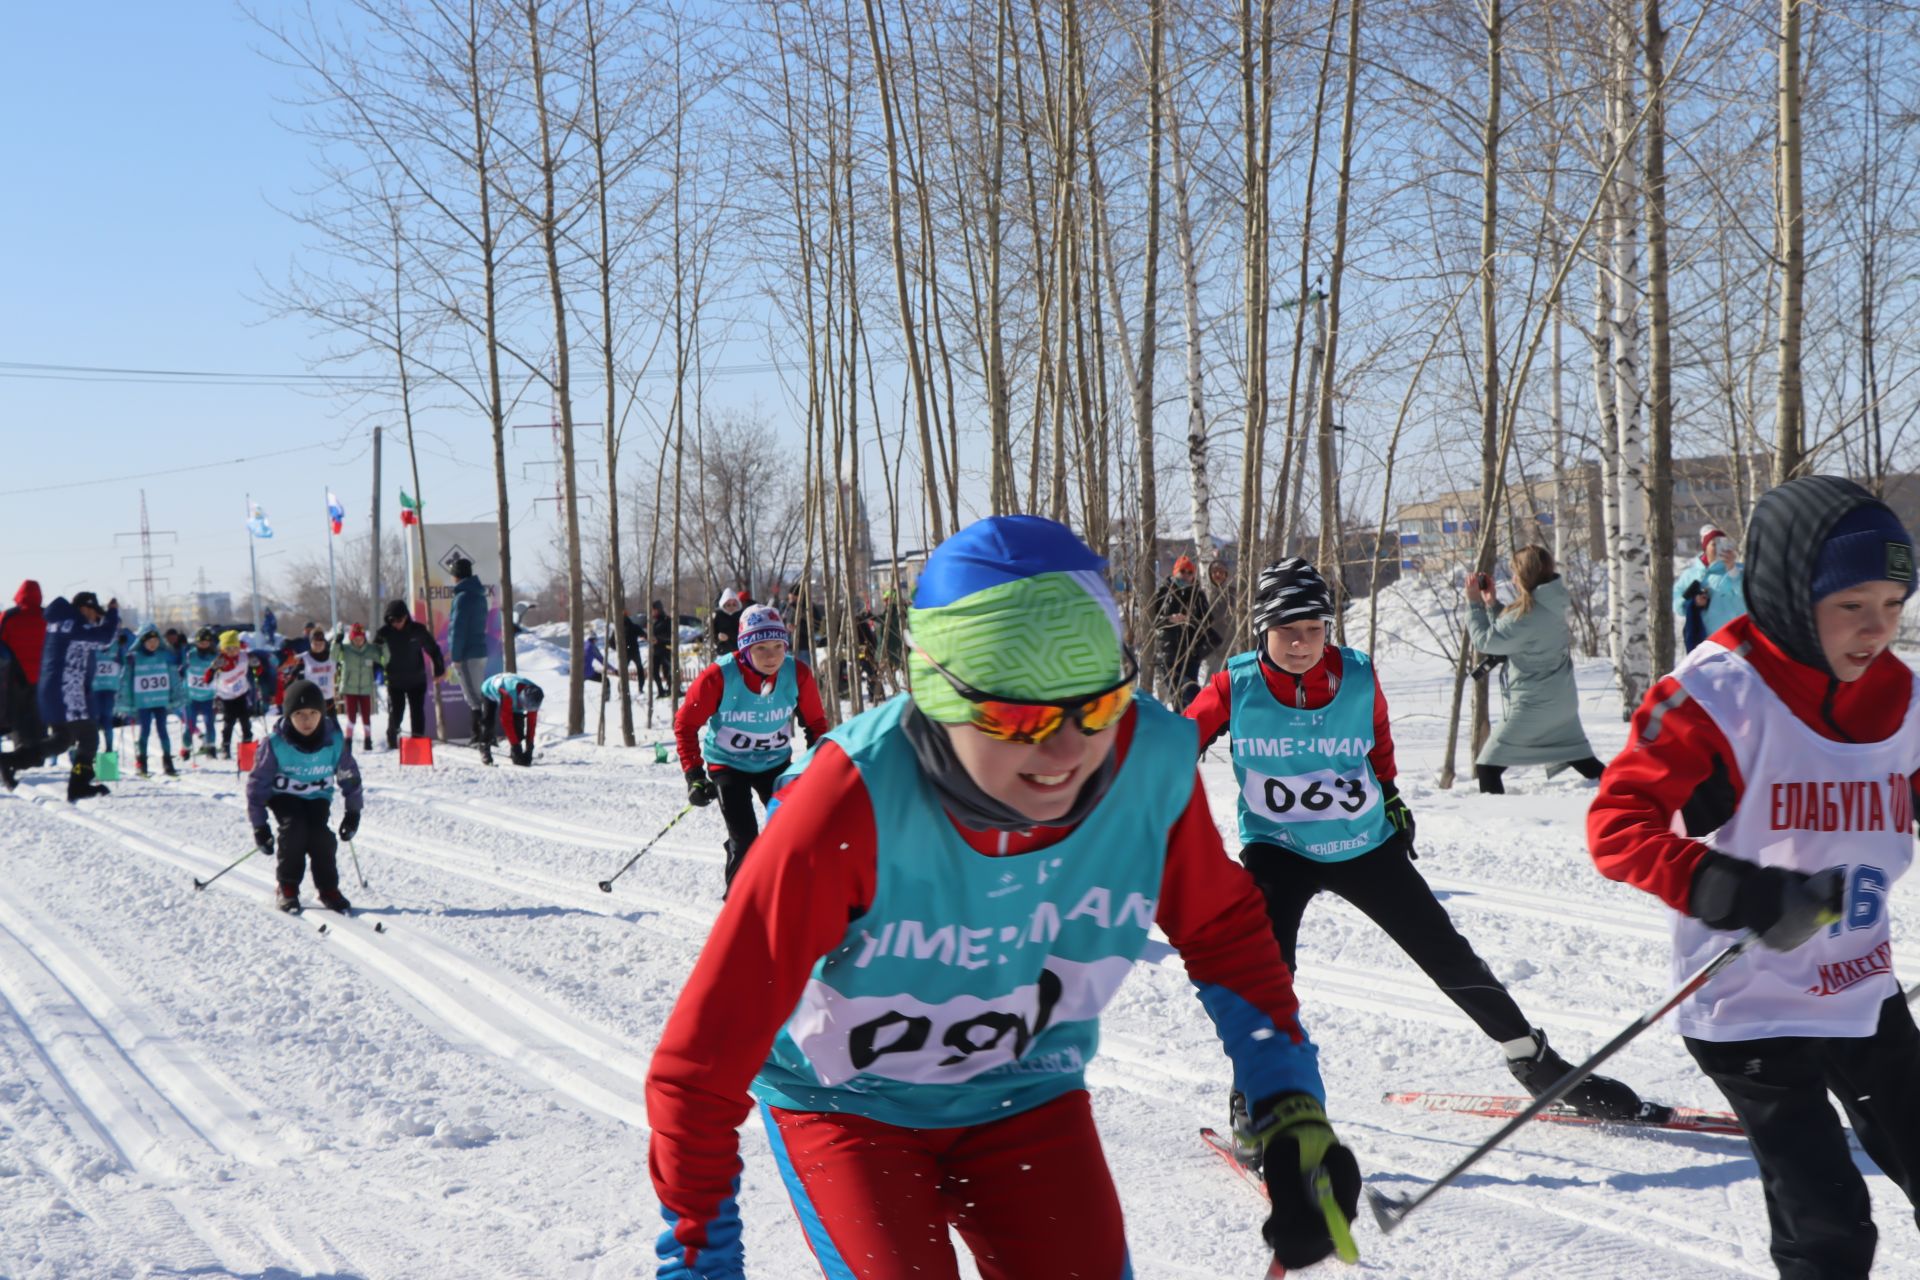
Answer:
[
  {"xmin": 120, "ymin": 624, "xmax": 182, "ymax": 777},
  {"xmin": 444, "ymin": 558, "xmax": 492, "ymax": 757},
  {"xmin": 246, "ymin": 679, "xmax": 364, "ymax": 913},
  {"xmin": 88, "ymin": 627, "xmax": 131, "ymax": 759},
  {"xmin": 1673, "ymin": 524, "xmax": 1749, "ymax": 651},
  {"xmin": 178, "ymin": 627, "xmax": 221, "ymax": 760},
  {"xmin": 38, "ymin": 592, "xmax": 120, "ymax": 802}
]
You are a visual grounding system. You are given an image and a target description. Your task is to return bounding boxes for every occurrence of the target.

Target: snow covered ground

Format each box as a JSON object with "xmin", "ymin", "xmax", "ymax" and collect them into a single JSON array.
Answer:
[{"xmin": 3, "ymin": 632, "xmax": 1919, "ymax": 1279}]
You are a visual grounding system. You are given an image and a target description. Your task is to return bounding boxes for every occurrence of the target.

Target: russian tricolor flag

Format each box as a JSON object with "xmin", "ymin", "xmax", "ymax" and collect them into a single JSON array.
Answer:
[{"xmin": 327, "ymin": 492, "xmax": 345, "ymax": 536}]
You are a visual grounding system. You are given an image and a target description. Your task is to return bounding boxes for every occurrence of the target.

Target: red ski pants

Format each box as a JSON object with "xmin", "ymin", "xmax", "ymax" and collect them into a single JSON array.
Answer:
[{"xmin": 762, "ymin": 1089, "xmax": 1132, "ymax": 1280}]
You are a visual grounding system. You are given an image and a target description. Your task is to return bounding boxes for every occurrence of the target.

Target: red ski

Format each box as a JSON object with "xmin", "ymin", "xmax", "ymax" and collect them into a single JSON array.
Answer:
[
  {"xmin": 1199, "ymin": 1126, "xmax": 1269, "ymax": 1200},
  {"xmin": 1384, "ymin": 1091, "xmax": 1744, "ymax": 1135}
]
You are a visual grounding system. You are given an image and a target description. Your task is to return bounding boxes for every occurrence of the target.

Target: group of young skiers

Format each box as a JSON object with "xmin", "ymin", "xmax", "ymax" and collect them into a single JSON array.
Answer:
[{"xmin": 646, "ymin": 479, "xmax": 1920, "ymax": 1280}]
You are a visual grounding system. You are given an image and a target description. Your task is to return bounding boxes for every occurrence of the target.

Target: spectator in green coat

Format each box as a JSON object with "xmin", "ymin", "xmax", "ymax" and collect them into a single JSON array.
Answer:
[
  {"xmin": 1465, "ymin": 545, "xmax": 1604, "ymax": 794},
  {"xmin": 332, "ymin": 622, "xmax": 386, "ymax": 751}
]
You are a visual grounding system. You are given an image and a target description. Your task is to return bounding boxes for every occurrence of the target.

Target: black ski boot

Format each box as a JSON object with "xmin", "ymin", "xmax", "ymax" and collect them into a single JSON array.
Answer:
[
  {"xmin": 275, "ymin": 885, "xmax": 301, "ymax": 913},
  {"xmin": 1506, "ymin": 1028, "xmax": 1644, "ymax": 1120},
  {"xmin": 362, "ymin": 733, "xmax": 372, "ymax": 752},
  {"xmin": 0, "ymin": 755, "xmax": 16, "ymax": 791},
  {"xmin": 318, "ymin": 888, "xmax": 352, "ymax": 914},
  {"xmin": 161, "ymin": 754, "xmax": 178, "ymax": 777},
  {"xmin": 67, "ymin": 762, "xmax": 109, "ymax": 803}
]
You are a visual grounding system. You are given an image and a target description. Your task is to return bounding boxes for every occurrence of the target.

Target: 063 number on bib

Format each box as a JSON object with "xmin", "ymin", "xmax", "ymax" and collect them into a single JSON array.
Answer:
[{"xmin": 1242, "ymin": 766, "xmax": 1377, "ymax": 823}]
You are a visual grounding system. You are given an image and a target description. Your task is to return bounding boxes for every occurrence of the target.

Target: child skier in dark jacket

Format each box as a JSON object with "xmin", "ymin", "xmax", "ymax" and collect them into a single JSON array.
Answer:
[
  {"xmin": 247, "ymin": 679, "xmax": 363, "ymax": 913},
  {"xmin": 1589, "ymin": 476, "xmax": 1920, "ymax": 1280},
  {"xmin": 1184, "ymin": 556, "xmax": 1646, "ymax": 1146}
]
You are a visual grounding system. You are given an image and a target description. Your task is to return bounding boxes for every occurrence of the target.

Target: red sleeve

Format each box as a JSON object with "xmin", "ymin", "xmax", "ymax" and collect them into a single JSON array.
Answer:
[
  {"xmin": 1586, "ymin": 675, "xmax": 1742, "ymax": 912},
  {"xmin": 673, "ymin": 665, "xmax": 726, "ymax": 773},
  {"xmin": 1370, "ymin": 676, "xmax": 1398, "ymax": 784},
  {"xmin": 645, "ymin": 742, "xmax": 878, "ymax": 1250},
  {"xmin": 793, "ymin": 661, "xmax": 829, "ymax": 745},
  {"xmin": 1154, "ymin": 776, "xmax": 1303, "ymax": 1043},
  {"xmin": 1183, "ymin": 670, "xmax": 1234, "ymax": 751}
]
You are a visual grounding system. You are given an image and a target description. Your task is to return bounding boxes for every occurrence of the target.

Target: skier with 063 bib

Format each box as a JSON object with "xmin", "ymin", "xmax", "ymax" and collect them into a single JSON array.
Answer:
[
  {"xmin": 1590, "ymin": 475, "xmax": 1920, "ymax": 1280},
  {"xmin": 647, "ymin": 515, "xmax": 1360, "ymax": 1280},
  {"xmin": 1184, "ymin": 556, "xmax": 1647, "ymax": 1156},
  {"xmin": 673, "ymin": 604, "xmax": 828, "ymax": 890},
  {"xmin": 247, "ymin": 678, "xmax": 364, "ymax": 914}
]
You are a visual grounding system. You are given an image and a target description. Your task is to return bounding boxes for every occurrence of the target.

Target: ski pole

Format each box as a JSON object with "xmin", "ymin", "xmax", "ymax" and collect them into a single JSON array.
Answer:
[
  {"xmin": 1367, "ymin": 928, "xmax": 1763, "ymax": 1234},
  {"xmin": 597, "ymin": 804, "xmax": 694, "ymax": 892},
  {"xmin": 347, "ymin": 839, "xmax": 369, "ymax": 889},
  {"xmin": 194, "ymin": 846, "xmax": 260, "ymax": 891}
]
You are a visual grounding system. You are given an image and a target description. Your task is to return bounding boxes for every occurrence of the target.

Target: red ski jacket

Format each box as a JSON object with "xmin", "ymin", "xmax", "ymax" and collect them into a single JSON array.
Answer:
[
  {"xmin": 0, "ymin": 580, "xmax": 46, "ymax": 683},
  {"xmin": 645, "ymin": 705, "xmax": 1308, "ymax": 1254},
  {"xmin": 1183, "ymin": 646, "xmax": 1399, "ymax": 783},
  {"xmin": 672, "ymin": 657, "xmax": 828, "ymax": 774},
  {"xmin": 1587, "ymin": 615, "xmax": 1920, "ymax": 912}
]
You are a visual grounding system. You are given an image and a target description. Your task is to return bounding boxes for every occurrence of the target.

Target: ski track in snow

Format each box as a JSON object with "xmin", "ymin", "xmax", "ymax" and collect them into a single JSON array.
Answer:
[{"xmin": 3, "ymin": 644, "xmax": 1918, "ymax": 1277}]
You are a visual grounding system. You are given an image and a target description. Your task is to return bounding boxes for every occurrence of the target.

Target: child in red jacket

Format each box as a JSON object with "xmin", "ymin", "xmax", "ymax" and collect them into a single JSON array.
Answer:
[{"xmin": 1589, "ymin": 475, "xmax": 1920, "ymax": 1280}]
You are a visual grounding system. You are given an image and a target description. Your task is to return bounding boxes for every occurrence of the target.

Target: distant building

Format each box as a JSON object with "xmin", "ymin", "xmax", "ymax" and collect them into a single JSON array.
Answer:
[{"xmin": 154, "ymin": 591, "xmax": 234, "ymax": 630}]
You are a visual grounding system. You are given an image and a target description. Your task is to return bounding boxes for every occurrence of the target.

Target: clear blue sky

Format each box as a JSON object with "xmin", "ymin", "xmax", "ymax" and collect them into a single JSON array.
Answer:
[{"xmin": 0, "ymin": 3, "xmax": 784, "ymax": 622}]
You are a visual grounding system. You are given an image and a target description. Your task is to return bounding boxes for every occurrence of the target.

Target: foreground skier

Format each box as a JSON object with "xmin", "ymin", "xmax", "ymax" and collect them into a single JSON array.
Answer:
[
  {"xmin": 1590, "ymin": 475, "xmax": 1920, "ymax": 1280},
  {"xmin": 247, "ymin": 678, "xmax": 363, "ymax": 913},
  {"xmin": 1185, "ymin": 557, "xmax": 1644, "ymax": 1144},
  {"xmin": 647, "ymin": 515, "xmax": 1359, "ymax": 1279}
]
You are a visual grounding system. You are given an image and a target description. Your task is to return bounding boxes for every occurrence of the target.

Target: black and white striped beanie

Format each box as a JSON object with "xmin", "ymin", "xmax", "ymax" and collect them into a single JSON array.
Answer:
[{"xmin": 1251, "ymin": 558, "xmax": 1334, "ymax": 632}]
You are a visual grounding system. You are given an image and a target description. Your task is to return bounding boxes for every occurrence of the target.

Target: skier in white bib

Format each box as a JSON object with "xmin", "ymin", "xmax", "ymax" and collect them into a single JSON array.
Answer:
[{"xmin": 1591, "ymin": 474, "xmax": 1920, "ymax": 1280}]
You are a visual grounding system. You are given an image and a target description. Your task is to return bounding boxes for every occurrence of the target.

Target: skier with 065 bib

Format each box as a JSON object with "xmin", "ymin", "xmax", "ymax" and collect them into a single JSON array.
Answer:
[
  {"xmin": 248, "ymin": 679, "xmax": 363, "ymax": 914},
  {"xmin": 648, "ymin": 516, "xmax": 1360, "ymax": 1280},
  {"xmin": 673, "ymin": 604, "xmax": 828, "ymax": 890},
  {"xmin": 1590, "ymin": 476, "xmax": 1920, "ymax": 1280},
  {"xmin": 1184, "ymin": 557, "xmax": 1646, "ymax": 1154}
]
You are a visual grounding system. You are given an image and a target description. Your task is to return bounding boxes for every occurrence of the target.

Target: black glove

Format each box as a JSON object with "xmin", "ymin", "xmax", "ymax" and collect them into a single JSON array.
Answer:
[
  {"xmin": 1382, "ymin": 780, "xmax": 1416, "ymax": 857},
  {"xmin": 338, "ymin": 811, "xmax": 359, "ymax": 842},
  {"xmin": 1689, "ymin": 852, "xmax": 1845, "ymax": 952},
  {"xmin": 253, "ymin": 824, "xmax": 275, "ymax": 854},
  {"xmin": 1254, "ymin": 1094, "xmax": 1361, "ymax": 1268},
  {"xmin": 686, "ymin": 768, "xmax": 716, "ymax": 808}
]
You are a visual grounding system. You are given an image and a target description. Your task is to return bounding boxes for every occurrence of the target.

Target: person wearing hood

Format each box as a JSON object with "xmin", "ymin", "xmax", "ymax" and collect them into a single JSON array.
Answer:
[
  {"xmin": 333, "ymin": 622, "xmax": 384, "ymax": 751},
  {"xmin": 1673, "ymin": 523, "xmax": 1749, "ymax": 652},
  {"xmin": 480, "ymin": 671, "xmax": 544, "ymax": 767},
  {"xmin": 649, "ymin": 516, "xmax": 1358, "ymax": 1280},
  {"xmin": 375, "ymin": 600, "xmax": 445, "ymax": 748},
  {"xmin": 1464, "ymin": 545, "xmax": 1605, "ymax": 794},
  {"xmin": 1185, "ymin": 556, "xmax": 1645, "ymax": 1138},
  {"xmin": 1153, "ymin": 554, "xmax": 1213, "ymax": 706},
  {"xmin": 178, "ymin": 627, "xmax": 221, "ymax": 761},
  {"xmin": 247, "ymin": 678, "xmax": 364, "ymax": 914},
  {"xmin": 119, "ymin": 624, "xmax": 183, "ymax": 777},
  {"xmin": 0, "ymin": 581, "xmax": 47, "ymax": 758},
  {"xmin": 710, "ymin": 588, "xmax": 745, "ymax": 656},
  {"xmin": 674, "ymin": 604, "xmax": 829, "ymax": 890},
  {"xmin": 444, "ymin": 558, "xmax": 492, "ymax": 756},
  {"xmin": 1590, "ymin": 475, "xmax": 1920, "ymax": 1280},
  {"xmin": 30, "ymin": 592, "xmax": 119, "ymax": 801}
]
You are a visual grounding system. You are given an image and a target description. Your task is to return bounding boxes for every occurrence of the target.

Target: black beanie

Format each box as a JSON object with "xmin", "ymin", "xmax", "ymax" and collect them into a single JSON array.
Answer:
[
  {"xmin": 284, "ymin": 679, "xmax": 325, "ymax": 718},
  {"xmin": 1251, "ymin": 557, "xmax": 1335, "ymax": 632},
  {"xmin": 384, "ymin": 599, "xmax": 409, "ymax": 623},
  {"xmin": 451, "ymin": 558, "xmax": 473, "ymax": 580}
]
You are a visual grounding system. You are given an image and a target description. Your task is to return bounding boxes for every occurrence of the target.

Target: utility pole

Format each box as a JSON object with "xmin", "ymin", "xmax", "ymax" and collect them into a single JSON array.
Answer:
[
  {"xmin": 370, "ymin": 425, "xmax": 383, "ymax": 617},
  {"xmin": 115, "ymin": 489, "xmax": 176, "ymax": 628}
]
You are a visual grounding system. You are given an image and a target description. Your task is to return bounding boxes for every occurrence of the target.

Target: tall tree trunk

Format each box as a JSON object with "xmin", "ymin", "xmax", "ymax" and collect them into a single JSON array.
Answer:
[
  {"xmin": 1773, "ymin": 0, "xmax": 1805, "ymax": 484},
  {"xmin": 1644, "ymin": 0, "xmax": 1675, "ymax": 677},
  {"xmin": 1234, "ymin": 0, "xmax": 1274, "ymax": 640},
  {"xmin": 1611, "ymin": 2, "xmax": 1650, "ymax": 713},
  {"xmin": 1164, "ymin": 95, "xmax": 1209, "ymax": 576},
  {"xmin": 1133, "ymin": 0, "xmax": 1164, "ymax": 688},
  {"xmin": 1314, "ymin": 0, "xmax": 1362, "ymax": 641},
  {"xmin": 1468, "ymin": 0, "xmax": 1502, "ymax": 769},
  {"xmin": 522, "ymin": 0, "xmax": 585, "ymax": 737}
]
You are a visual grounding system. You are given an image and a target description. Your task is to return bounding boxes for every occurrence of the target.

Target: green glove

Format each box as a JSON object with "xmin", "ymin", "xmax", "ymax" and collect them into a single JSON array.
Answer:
[
  {"xmin": 1252, "ymin": 1094, "xmax": 1361, "ymax": 1268},
  {"xmin": 1382, "ymin": 781, "xmax": 1416, "ymax": 856}
]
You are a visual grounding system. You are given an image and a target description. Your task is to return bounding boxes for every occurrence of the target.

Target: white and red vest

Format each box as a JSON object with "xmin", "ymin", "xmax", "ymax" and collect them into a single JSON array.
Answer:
[{"xmin": 1671, "ymin": 640, "xmax": 1920, "ymax": 1041}]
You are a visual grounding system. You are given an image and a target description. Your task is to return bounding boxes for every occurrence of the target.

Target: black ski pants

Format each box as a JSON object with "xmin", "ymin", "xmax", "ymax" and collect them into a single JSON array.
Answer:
[
  {"xmin": 268, "ymin": 795, "xmax": 340, "ymax": 894},
  {"xmin": 219, "ymin": 697, "xmax": 253, "ymax": 750},
  {"xmin": 1240, "ymin": 834, "xmax": 1530, "ymax": 1043},
  {"xmin": 386, "ymin": 685, "xmax": 427, "ymax": 742},
  {"xmin": 1475, "ymin": 757, "xmax": 1604, "ymax": 794},
  {"xmin": 650, "ymin": 645, "xmax": 674, "ymax": 697},
  {"xmin": 715, "ymin": 764, "xmax": 783, "ymax": 888},
  {"xmin": 1686, "ymin": 993, "xmax": 1920, "ymax": 1280}
]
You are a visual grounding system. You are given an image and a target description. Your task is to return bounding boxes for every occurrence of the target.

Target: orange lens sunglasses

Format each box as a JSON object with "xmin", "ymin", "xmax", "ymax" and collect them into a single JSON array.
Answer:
[{"xmin": 916, "ymin": 649, "xmax": 1138, "ymax": 744}]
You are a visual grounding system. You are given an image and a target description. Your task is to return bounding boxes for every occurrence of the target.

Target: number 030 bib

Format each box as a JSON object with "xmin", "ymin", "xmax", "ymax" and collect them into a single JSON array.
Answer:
[{"xmin": 1226, "ymin": 648, "xmax": 1392, "ymax": 862}]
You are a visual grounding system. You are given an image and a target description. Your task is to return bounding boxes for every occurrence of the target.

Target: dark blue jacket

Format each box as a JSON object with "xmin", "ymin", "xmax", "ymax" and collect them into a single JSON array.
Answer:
[
  {"xmin": 39, "ymin": 597, "xmax": 121, "ymax": 725},
  {"xmin": 446, "ymin": 576, "xmax": 489, "ymax": 662}
]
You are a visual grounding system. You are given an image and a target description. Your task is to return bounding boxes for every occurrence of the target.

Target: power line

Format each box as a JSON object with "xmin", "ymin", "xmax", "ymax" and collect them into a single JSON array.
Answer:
[
  {"xmin": 0, "ymin": 356, "xmax": 804, "ymax": 387},
  {"xmin": 0, "ymin": 436, "xmax": 356, "ymax": 498}
]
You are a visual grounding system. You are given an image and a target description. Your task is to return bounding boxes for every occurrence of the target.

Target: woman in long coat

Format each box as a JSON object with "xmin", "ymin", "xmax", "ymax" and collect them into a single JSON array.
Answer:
[{"xmin": 1464, "ymin": 545, "xmax": 1603, "ymax": 794}]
